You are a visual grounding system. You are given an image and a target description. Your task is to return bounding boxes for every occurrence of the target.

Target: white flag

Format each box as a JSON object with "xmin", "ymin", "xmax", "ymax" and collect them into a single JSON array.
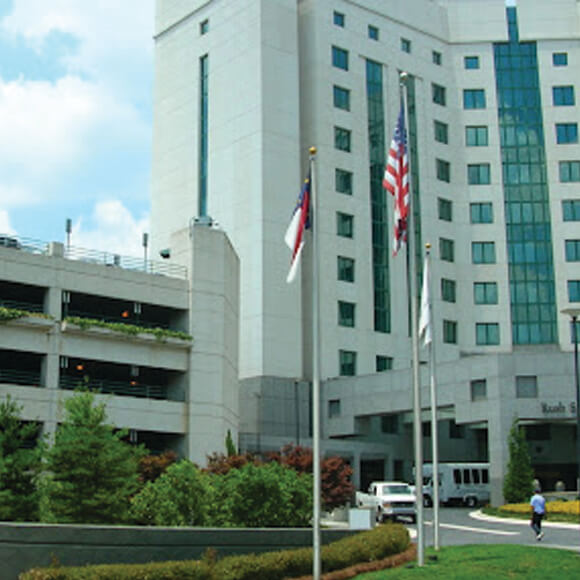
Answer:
[{"xmin": 418, "ymin": 254, "xmax": 432, "ymax": 346}]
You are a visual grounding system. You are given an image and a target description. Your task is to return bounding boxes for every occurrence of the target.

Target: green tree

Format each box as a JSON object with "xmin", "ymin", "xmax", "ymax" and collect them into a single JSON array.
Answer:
[
  {"xmin": 503, "ymin": 418, "xmax": 534, "ymax": 504},
  {"xmin": 211, "ymin": 462, "xmax": 313, "ymax": 527},
  {"xmin": 0, "ymin": 396, "xmax": 42, "ymax": 521},
  {"xmin": 42, "ymin": 391, "xmax": 144, "ymax": 524},
  {"xmin": 225, "ymin": 429, "xmax": 237, "ymax": 457},
  {"xmin": 130, "ymin": 460, "xmax": 213, "ymax": 526}
]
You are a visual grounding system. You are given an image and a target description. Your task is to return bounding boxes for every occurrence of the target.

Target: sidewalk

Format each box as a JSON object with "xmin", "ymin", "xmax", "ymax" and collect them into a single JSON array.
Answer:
[{"xmin": 470, "ymin": 509, "xmax": 580, "ymax": 530}]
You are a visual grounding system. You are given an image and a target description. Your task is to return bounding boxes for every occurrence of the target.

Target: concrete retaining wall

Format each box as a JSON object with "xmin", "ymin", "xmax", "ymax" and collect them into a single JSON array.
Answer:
[{"xmin": 0, "ymin": 523, "xmax": 355, "ymax": 579}]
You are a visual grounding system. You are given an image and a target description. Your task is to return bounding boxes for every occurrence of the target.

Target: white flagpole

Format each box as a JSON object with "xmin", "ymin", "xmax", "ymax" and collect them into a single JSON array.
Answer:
[
  {"xmin": 309, "ymin": 145, "xmax": 322, "ymax": 580},
  {"xmin": 425, "ymin": 243, "xmax": 440, "ymax": 550},
  {"xmin": 401, "ymin": 71, "xmax": 425, "ymax": 567}
]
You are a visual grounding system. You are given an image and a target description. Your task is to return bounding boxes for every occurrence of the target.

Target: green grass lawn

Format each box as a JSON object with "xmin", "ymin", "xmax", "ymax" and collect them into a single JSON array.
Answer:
[{"xmin": 354, "ymin": 544, "xmax": 580, "ymax": 579}]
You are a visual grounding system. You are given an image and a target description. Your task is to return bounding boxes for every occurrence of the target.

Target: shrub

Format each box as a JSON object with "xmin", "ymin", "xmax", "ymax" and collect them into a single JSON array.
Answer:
[
  {"xmin": 503, "ymin": 418, "xmax": 534, "ymax": 504},
  {"xmin": 131, "ymin": 460, "xmax": 213, "ymax": 526},
  {"xmin": 21, "ymin": 559, "xmax": 212, "ymax": 579},
  {"xmin": 210, "ymin": 461, "xmax": 312, "ymax": 528}
]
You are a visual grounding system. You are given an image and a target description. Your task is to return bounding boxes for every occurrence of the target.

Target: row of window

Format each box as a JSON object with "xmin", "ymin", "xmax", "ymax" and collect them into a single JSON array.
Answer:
[{"xmin": 430, "ymin": 84, "xmax": 576, "ymax": 109}]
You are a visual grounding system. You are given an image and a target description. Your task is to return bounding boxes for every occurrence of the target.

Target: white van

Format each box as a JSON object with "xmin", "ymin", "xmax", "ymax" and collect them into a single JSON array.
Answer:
[{"xmin": 422, "ymin": 462, "xmax": 490, "ymax": 508}]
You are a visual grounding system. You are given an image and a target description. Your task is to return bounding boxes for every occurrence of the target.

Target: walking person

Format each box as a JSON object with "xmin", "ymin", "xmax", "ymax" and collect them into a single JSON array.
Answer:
[{"xmin": 530, "ymin": 486, "xmax": 546, "ymax": 540}]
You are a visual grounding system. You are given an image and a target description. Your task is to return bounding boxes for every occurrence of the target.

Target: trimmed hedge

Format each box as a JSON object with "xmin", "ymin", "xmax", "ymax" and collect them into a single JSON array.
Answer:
[{"xmin": 21, "ymin": 523, "xmax": 410, "ymax": 580}]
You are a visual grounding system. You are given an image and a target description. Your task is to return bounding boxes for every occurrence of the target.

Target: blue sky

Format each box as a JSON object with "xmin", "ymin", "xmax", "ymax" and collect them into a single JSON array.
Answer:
[{"xmin": 0, "ymin": 0, "xmax": 154, "ymax": 256}]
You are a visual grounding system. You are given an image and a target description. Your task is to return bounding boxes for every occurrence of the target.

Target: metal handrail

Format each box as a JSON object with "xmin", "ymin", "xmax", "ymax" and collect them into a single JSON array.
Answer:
[
  {"xmin": 0, "ymin": 369, "xmax": 42, "ymax": 387},
  {"xmin": 59, "ymin": 375, "xmax": 168, "ymax": 400},
  {"xmin": 0, "ymin": 233, "xmax": 187, "ymax": 280}
]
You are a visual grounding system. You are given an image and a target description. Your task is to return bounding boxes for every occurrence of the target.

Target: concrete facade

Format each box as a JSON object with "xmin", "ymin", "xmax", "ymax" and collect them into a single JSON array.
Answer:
[
  {"xmin": 150, "ymin": 0, "xmax": 580, "ymax": 505},
  {"xmin": 0, "ymin": 223, "xmax": 239, "ymax": 466}
]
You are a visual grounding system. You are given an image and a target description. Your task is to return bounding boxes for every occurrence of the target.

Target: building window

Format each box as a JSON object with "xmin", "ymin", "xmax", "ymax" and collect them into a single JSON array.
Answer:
[
  {"xmin": 568, "ymin": 280, "xmax": 580, "ymax": 302},
  {"xmin": 563, "ymin": 200, "xmax": 580, "ymax": 221},
  {"xmin": 334, "ymin": 126, "xmax": 351, "ymax": 152},
  {"xmin": 470, "ymin": 202, "xmax": 493, "ymax": 223},
  {"xmin": 328, "ymin": 399, "xmax": 341, "ymax": 418},
  {"xmin": 440, "ymin": 238, "xmax": 454, "ymax": 262},
  {"xmin": 449, "ymin": 420, "xmax": 465, "ymax": 438},
  {"xmin": 559, "ymin": 161, "xmax": 580, "ymax": 182},
  {"xmin": 336, "ymin": 212, "xmax": 354, "ymax": 238},
  {"xmin": 434, "ymin": 120, "xmax": 448, "ymax": 144},
  {"xmin": 401, "ymin": 38, "xmax": 411, "ymax": 53},
  {"xmin": 339, "ymin": 350, "xmax": 357, "ymax": 376},
  {"xmin": 570, "ymin": 319, "xmax": 580, "ymax": 344},
  {"xmin": 332, "ymin": 46, "xmax": 349, "ymax": 70},
  {"xmin": 472, "ymin": 241, "xmax": 496, "ymax": 264},
  {"xmin": 432, "ymin": 50, "xmax": 442, "ymax": 65},
  {"xmin": 333, "ymin": 11, "xmax": 345, "ymax": 27},
  {"xmin": 476, "ymin": 322, "xmax": 499, "ymax": 345},
  {"xmin": 470, "ymin": 379, "xmax": 487, "ymax": 401},
  {"xmin": 464, "ymin": 55, "xmax": 480, "ymax": 69},
  {"xmin": 432, "ymin": 83, "xmax": 446, "ymax": 106},
  {"xmin": 466, "ymin": 125, "xmax": 488, "ymax": 146},
  {"xmin": 436, "ymin": 158, "xmax": 450, "ymax": 182},
  {"xmin": 441, "ymin": 278, "xmax": 456, "ymax": 303},
  {"xmin": 200, "ymin": 19, "xmax": 209, "ymax": 35},
  {"xmin": 199, "ymin": 54, "xmax": 209, "ymax": 217},
  {"xmin": 553, "ymin": 85, "xmax": 575, "ymax": 106},
  {"xmin": 474, "ymin": 282, "xmax": 498, "ymax": 304},
  {"xmin": 516, "ymin": 375, "xmax": 538, "ymax": 398},
  {"xmin": 443, "ymin": 320, "xmax": 457, "ymax": 343},
  {"xmin": 333, "ymin": 85, "xmax": 350, "ymax": 111},
  {"xmin": 335, "ymin": 168, "xmax": 353, "ymax": 195},
  {"xmin": 368, "ymin": 25, "xmax": 379, "ymax": 40},
  {"xmin": 438, "ymin": 198, "xmax": 452, "ymax": 221},
  {"xmin": 468, "ymin": 163, "xmax": 491, "ymax": 185},
  {"xmin": 338, "ymin": 301, "xmax": 356, "ymax": 327},
  {"xmin": 463, "ymin": 89, "xmax": 486, "ymax": 109},
  {"xmin": 381, "ymin": 414, "xmax": 398, "ymax": 434},
  {"xmin": 337, "ymin": 256, "xmax": 355, "ymax": 282},
  {"xmin": 376, "ymin": 355, "xmax": 393, "ymax": 372},
  {"xmin": 553, "ymin": 52, "xmax": 568, "ymax": 66},
  {"xmin": 565, "ymin": 239, "xmax": 580, "ymax": 261},
  {"xmin": 556, "ymin": 123, "xmax": 578, "ymax": 144}
]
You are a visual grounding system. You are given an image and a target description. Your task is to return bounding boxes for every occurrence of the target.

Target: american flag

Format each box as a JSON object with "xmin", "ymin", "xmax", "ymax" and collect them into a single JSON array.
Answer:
[{"xmin": 382, "ymin": 105, "xmax": 409, "ymax": 255}]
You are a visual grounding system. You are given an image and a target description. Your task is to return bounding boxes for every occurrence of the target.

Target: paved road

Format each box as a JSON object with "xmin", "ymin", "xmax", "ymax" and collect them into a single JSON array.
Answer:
[{"xmin": 407, "ymin": 507, "xmax": 580, "ymax": 552}]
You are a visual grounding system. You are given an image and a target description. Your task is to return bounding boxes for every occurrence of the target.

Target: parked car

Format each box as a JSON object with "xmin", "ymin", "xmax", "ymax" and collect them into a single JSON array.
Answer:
[{"xmin": 356, "ymin": 481, "xmax": 417, "ymax": 523}]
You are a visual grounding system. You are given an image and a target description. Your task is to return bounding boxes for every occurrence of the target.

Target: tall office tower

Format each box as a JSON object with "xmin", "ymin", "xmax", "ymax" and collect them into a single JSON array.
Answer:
[{"xmin": 152, "ymin": 0, "xmax": 580, "ymax": 503}]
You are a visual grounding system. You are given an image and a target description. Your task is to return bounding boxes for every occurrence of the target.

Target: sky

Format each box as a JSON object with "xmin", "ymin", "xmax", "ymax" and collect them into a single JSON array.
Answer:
[{"xmin": 0, "ymin": 0, "xmax": 154, "ymax": 257}]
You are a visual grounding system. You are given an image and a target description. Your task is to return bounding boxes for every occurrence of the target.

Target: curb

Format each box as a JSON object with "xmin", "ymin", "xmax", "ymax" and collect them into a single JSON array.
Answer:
[{"xmin": 470, "ymin": 509, "xmax": 580, "ymax": 530}]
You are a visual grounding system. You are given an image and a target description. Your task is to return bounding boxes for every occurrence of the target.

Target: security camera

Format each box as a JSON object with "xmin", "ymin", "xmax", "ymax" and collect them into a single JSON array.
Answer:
[{"xmin": 159, "ymin": 248, "xmax": 171, "ymax": 259}]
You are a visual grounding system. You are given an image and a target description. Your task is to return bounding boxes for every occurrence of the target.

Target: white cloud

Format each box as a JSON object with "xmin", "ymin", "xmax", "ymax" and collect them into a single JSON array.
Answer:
[
  {"xmin": 72, "ymin": 199, "xmax": 149, "ymax": 258},
  {"xmin": 0, "ymin": 209, "xmax": 15, "ymax": 234},
  {"xmin": 0, "ymin": 75, "xmax": 150, "ymax": 208}
]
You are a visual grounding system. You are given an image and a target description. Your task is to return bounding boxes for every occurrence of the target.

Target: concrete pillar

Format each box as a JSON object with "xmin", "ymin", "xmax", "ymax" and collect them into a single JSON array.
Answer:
[{"xmin": 488, "ymin": 408, "xmax": 513, "ymax": 506}]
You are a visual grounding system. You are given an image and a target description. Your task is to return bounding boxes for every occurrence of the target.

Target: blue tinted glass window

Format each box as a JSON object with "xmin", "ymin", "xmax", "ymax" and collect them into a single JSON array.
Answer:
[
  {"xmin": 337, "ymin": 256, "xmax": 355, "ymax": 282},
  {"xmin": 339, "ymin": 350, "xmax": 356, "ymax": 376},
  {"xmin": 468, "ymin": 164, "xmax": 491, "ymax": 185},
  {"xmin": 368, "ymin": 25, "xmax": 379, "ymax": 40},
  {"xmin": 556, "ymin": 123, "xmax": 578, "ymax": 144},
  {"xmin": 333, "ymin": 85, "xmax": 350, "ymax": 111},
  {"xmin": 553, "ymin": 52, "xmax": 567, "ymax": 66},
  {"xmin": 334, "ymin": 126, "xmax": 351, "ymax": 152},
  {"xmin": 465, "ymin": 56, "xmax": 480, "ymax": 69},
  {"xmin": 472, "ymin": 242, "xmax": 496, "ymax": 264},
  {"xmin": 560, "ymin": 161, "xmax": 580, "ymax": 182},
  {"xmin": 433, "ymin": 51, "xmax": 442, "ymax": 65},
  {"xmin": 437, "ymin": 159, "xmax": 450, "ymax": 182},
  {"xmin": 332, "ymin": 46, "xmax": 349, "ymax": 70},
  {"xmin": 401, "ymin": 38, "xmax": 411, "ymax": 53},
  {"xmin": 432, "ymin": 83, "xmax": 446, "ymax": 106},
  {"xmin": 441, "ymin": 278, "xmax": 456, "ymax": 302},
  {"xmin": 464, "ymin": 89, "xmax": 486, "ymax": 109},
  {"xmin": 568, "ymin": 280, "xmax": 580, "ymax": 301},
  {"xmin": 474, "ymin": 282, "xmax": 498, "ymax": 304},
  {"xmin": 438, "ymin": 198, "xmax": 452, "ymax": 221},
  {"xmin": 476, "ymin": 323, "xmax": 500, "ymax": 345},
  {"xmin": 335, "ymin": 168, "xmax": 352, "ymax": 195},
  {"xmin": 440, "ymin": 238, "xmax": 454, "ymax": 262},
  {"xmin": 563, "ymin": 200, "xmax": 580, "ymax": 221},
  {"xmin": 471, "ymin": 202, "xmax": 493, "ymax": 223},
  {"xmin": 333, "ymin": 11, "xmax": 345, "ymax": 27},
  {"xmin": 466, "ymin": 126, "xmax": 488, "ymax": 146},
  {"xmin": 338, "ymin": 301, "xmax": 356, "ymax": 327},
  {"xmin": 443, "ymin": 320, "xmax": 457, "ymax": 343},
  {"xmin": 553, "ymin": 85, "xmax": 575, "ymax": 106},
  {"xmin": 565, "ymin": 239, "xmax": 580, "ymax": 261}
]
